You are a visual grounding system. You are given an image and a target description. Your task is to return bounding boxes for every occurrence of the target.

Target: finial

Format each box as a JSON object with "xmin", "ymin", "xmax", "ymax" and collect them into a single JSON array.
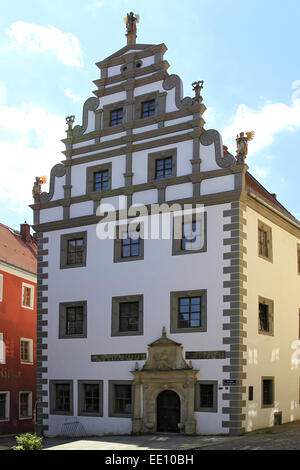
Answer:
[
  {"xmin": 235, "ymin": 131, "xmax": 255, "ymax": 165},
  {"xmin": 66, "ymin": 115, "xmax": 75, "ymax": 137},
  {"xmin": 124, "ymin": 12, "xmax": 139, "ymax": 45},
  {"xmin": 192, "ymin": 80, "xmax": 204, "ymax": 103},
  {"xmin": 135, "ymin": 362, "xmax": 139, "ymax": 371},
  {"xmin": 162, "ymin": 326, "xmax": 167, "ymax": 338}
]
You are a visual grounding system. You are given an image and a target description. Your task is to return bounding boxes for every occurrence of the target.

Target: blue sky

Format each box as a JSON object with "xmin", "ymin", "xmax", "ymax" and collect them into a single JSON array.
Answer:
[{"xmin": 0, "ymin": 0, "xmax": 299, "ymax": 230}]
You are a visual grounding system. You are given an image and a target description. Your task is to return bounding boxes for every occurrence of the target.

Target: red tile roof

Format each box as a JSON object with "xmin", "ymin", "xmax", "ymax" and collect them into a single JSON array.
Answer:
[
  {"xmin": 246, "ymin": 172, "xmax": 300, "ymax": 226},
  {"xmin": 0, "ymin": 223, "xmax": 37, "ymax": 275}
]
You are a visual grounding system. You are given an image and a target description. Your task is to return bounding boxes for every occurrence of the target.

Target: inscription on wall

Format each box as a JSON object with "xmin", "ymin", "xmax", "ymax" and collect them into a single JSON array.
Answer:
[
  {"xmin": 185, "ymin": 351, "xmax": 226, "ymax": 360},
  {"xmin": 91, "ymin": 353, "xmax": 147, "ymax": 362}
]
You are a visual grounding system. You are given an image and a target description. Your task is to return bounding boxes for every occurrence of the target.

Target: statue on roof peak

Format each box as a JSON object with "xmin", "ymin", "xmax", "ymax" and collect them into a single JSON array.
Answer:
[{"xmin": 124, "ymin": 12, "xmax": 139, "ymax": 44}]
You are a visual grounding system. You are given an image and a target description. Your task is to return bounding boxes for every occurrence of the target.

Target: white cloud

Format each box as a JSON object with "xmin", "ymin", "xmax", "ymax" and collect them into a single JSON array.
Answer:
[
  {"xmin": 65, "ymin": 88, "xmax": 82, "ymax": 103},
  {"xmin": 6, "ymin": 21, "xmax": 83, "ymax": 67},
  {"xmin": 0, "ymin": 95, "xmax": 65, "ymax": 212},
  {"xmin": 221, "ymin": 81, "xmax": 300, "ymax": 157}
]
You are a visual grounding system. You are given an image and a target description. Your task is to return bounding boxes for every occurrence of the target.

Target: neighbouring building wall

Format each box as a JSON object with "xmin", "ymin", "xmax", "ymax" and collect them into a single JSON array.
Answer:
[
  {"xmin": 0, "ymin": 267, "xmax": 37, "ymax": 435},
  {"xmin": 244, "ymin": 205, "xmax": 300, "ymax": 431}
]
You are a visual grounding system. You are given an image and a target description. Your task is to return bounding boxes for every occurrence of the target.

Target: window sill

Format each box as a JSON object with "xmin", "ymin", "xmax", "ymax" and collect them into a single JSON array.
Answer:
[
  {"xmin": 170, "ymin": 327, "xmax": 206, "ymax": 334},
  {"xmin": 18, "ymin": 416, "xmax": 33, "ymax": 421},
  {"xmin": 20, "ymin": 361, "xmax": 34, "ymax": 365},
  {"xmin": 21, "ymin": 305, "xmax": 34, "ymax": 310}
]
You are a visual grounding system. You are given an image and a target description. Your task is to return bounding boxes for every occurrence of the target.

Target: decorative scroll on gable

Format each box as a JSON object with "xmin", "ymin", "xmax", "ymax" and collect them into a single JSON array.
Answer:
[
  {"xmin": 40, "ymin": 164, "xmax": 66, "ymax": 203},
  {"xmin": 73, "ymin": 97, "xmax": 100, "ymax": 137},
  {"xmin": 163, "ymin": 74, "xmax": 194, "ymax": 110},
  {"xmin": 142, "ymin": 327, "xmax": 190, "ymax": 371},
  {"xmin": 200, "ymin": 129, "xmax": 236, "ymax": 169}
]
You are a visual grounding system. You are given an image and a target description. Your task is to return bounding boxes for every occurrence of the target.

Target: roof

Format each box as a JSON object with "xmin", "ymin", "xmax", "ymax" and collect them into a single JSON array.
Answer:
[
  {"xmin": 246, "ymin": 172, "xmax": 300, "ymax": 226},
  {"xmin": 0, "ymin": 223, "xmax": 37, "ymax": 275}
]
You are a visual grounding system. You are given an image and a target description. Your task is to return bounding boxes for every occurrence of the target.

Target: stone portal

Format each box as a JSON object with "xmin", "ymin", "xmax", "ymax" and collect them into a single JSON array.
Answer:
[{"xmin": 131, "ymin": 328, "xmax": 199, "ymax": 435}]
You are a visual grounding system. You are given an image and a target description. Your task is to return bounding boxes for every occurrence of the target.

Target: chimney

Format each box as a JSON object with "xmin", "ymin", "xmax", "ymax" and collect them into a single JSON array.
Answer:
[{"xmin": 20, "ymin": 222, "xmax": 31, "ymax": 243}]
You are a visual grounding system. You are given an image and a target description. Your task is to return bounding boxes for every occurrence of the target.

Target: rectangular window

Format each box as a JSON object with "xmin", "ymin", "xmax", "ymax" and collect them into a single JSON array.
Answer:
[
  {"xmin": 155, "ymin": 157, "xmax": 173, "ymax": 179},
  {"xmin": 258, "ymin": 297, "xmax": 274, "ymax": 336},
  {"xmin": 199, "ymin": 384, "xmax": 214, "ymax": 408},
  {"xmin": 67, "ymin": 238, "xmax": 84, "ymax": 266},
  {"xmin": 59, "ymin": 301, "xmax": 87, "ymax": 339},
  {"xmin": 110, "ymin": 108, "xmax": 123, "ymax": 126},
  {"xmin": 114, "ymin": 384, "xmax": 132, "ymax": 414},
  {"xmin": 178, "ymin": 296, "xmax": 201, "ymax": 329},
  {"xmin": 20, "ymin": 338, "xmax": 33, "ymax": 364},
  {"xmin": 66, "ymin": 306, "xmax": 84, "ymax": 335},
  {"xmin": 19, "ymin": 392, "xmax": 32, "ymax": 419},
  {"xmin": 258, "ymin": 220, "xmax": 273, "ymax": 262},
  {"xmin": 60, "ymin": 232, "xmax": 87, "ymax": 269},
  {"xmin": 258, "ymin": 228, "xmax": 268, "ymax": 257},
  {"xmin": 114, "ymin": 225, "xmax": 144, "ymax": 263},
  {"xmin": 262, "ymin": 378, "xmax": 274, "ymax": 407},
  {"xmin": 141, "ymin": 100, "xmax": 155, "ymax": 118},
  {"xmin": 297, "ymin": 245, "xmax": 300, "ymax": 274},
  {"xmin": 170, "ymin": 289, "xmax": 207, "ymax": 334},
  {"xmin": 121, "ymin": 231, "xmax": 140, "ymax": 259},
  {"xmin": 78, "ymin": 381, "xmax": 103, "ymax": 417},
  {"xmin": 195, "ymin": 381, "xmax": 218, "ymax": 412},
  {"xmin": 111, "ymin": 295, "xmax": 143, "ymax": 337},
  {"xmin": 93, "ymin": 170, "xmax": 109, "ymax": 192},
  {"xmin": 181, "ymin": 220, "xmax": 202, "ymax": 251},
  {"xmin": 173, "ymin": 212, "xmax": 207, "ymax": 256},
  {"xmin": 259, "ymin": 303, "xmax": 269, "ymax": 332},
  {"xmin": 0, "ymin": 392, "xmax": 9, "ymax": 421},
  {"xmin": 119, "ymin": 302, "xmax": 139, "ymax": 332},
  {"xmin": 249, "ymin": 386, "xmax": 254, "ymax": 401},
  {"xmin": 54, "ymin": 383, "xmax": 71, "ymax": 412},
  {"xmin": 50, "ymin": 380, "xmax": 73, "ymax": 416},
  {"xmin": 22, "ymin": 283, "xmax": 34, "ymax": 309}
]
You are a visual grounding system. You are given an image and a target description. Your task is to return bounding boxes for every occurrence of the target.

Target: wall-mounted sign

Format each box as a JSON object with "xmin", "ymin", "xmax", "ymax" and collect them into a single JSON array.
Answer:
[{"xmin": 223, "ymin": 379, "xmax": 238, "ymax": 386}]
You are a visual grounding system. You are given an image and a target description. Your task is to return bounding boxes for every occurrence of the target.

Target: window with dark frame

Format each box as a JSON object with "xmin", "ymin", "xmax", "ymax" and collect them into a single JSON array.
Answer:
[
  {"xmin": 121, "ymin": 231, "xmax": 140, "ymax": 258},
  {"xmin": 54, "ymin": 383, "xmax": 71, "ymax": 412},
  {"xmin": 83, "ymin": 384, "xmax": 100, "ymax": 413},
  {"xmin": 199, "ymin": 384, "xmax": 214, "ymax": 409},
  {"xmin": 66, "ymin": 306, "xmax": 84, "ymax": 336},
  {"xmin": 0, "ymin": 394, "xmax": 6, "ymax": 419},
  {"xmin": 178, "ymin": 296, "xmax": 201, "ymax": 329},
  {"xmin": 119, "ymin": 302, "xmax": 139, "ymax": 332},
  {"xmin": 259, "ymin": 303, "xmax": 269, "ymax": 332},
  {"xmin": 155, "ymin": 157, "xmax": 173, "ymax": 179},
  {"xmin": 67, "ymin": 238, "xmax": 84, "ymax": 266},
  {"xmin": 262, "ymin": 379, "xmax": 274, "ymax": 406},
  {"xmin": 258, "ymin": 228, "xmax": 268, "ymax": 258},
  {"xmin": 114, "ymin": 384, "xmax": 132, "ymax": 414},
  {"xmin": 93, "ymin": 170, "xmax": 109, "ymax": 192},
  {"xmin": 110, "ymin": 108, "xmax": 123, "ymax": 126},
  {"xmin": 181, "ymin": 220, "xmax": 201, "ymax": 251},
  {"xmin": 141, "ymin": 100, "xmax": 155, "ymax": 118},
  {"xmin": 298, "ymin": 246, "xmax": 300, "ymax": 274},
  {"xmin": 20, "ymin": 340, "xmax": 30, "ymax": 362},
  {"xmin": 249, "ymin": 386, "xmax": 254, "ymax": 401},
  {"xmin": 19, "ymin": 393, "xmax": 30, "ymax": 418}
]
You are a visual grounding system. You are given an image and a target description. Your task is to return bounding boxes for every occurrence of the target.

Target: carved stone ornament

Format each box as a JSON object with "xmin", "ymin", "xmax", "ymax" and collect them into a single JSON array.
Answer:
[
  {"xmin": 235, "ymin": 131, "xmax": 255, "ymax": 165},
  {"xmin": 142, "ymin": 326, "xmax": 189, "ymax": 371}
]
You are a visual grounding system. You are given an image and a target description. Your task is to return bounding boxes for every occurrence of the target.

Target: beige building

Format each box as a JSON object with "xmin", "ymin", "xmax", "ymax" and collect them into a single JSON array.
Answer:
[{"xmin": 31, "ymin": 18, "xmax": 300, "ymax": 437}]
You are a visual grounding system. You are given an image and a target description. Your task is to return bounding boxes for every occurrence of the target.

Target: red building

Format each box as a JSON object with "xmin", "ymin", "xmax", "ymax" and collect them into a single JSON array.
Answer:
[{"xmin": 0, "ymin": 222, "xmax": 37, "ymax": 435}]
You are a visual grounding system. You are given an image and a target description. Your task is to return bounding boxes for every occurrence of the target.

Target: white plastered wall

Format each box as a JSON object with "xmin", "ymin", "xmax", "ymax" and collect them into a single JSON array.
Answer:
[{"xmin": 43, "ymin": 203, "xmax": 232, "ymax": 436}]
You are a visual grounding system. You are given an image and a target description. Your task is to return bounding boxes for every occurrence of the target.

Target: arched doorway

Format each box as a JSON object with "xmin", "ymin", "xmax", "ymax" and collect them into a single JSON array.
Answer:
[{"xmin": 156, "ymin": 390, "xmax": 180, "ymax": 433}]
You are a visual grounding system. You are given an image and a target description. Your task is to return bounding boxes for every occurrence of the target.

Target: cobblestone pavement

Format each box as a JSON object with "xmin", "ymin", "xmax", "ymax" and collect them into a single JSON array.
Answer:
[{"xmin": 1, "ymin": 420, "xmax": 300, "ymax": 450}]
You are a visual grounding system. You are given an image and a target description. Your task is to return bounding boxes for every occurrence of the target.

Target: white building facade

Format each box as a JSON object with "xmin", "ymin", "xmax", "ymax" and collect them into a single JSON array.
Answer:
[{"xmin": 31, "ymin": 29, "xmax": 300, "ymax": 437}]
